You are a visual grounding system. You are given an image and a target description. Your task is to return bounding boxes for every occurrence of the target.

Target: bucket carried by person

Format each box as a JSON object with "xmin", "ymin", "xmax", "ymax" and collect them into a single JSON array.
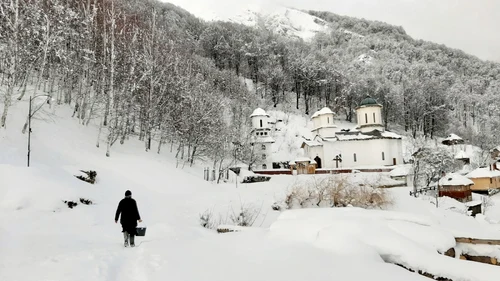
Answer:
[{"xmin": 136, "ymin": 226, "xmax": 147, "ymax": 236}]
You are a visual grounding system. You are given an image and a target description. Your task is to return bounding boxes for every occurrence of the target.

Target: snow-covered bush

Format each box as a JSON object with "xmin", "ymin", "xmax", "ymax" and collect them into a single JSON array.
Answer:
[
  {"xmin": 271, "ymin": 201, "xmax": 282, "ymax": 211},
  {"xmin": 284, "ymin": 176, "xmax": 393, "ymax": 209},
  {"xmin": 229, "ymin": 204, "xmax": 260, "ymax": 227},
  {"xmin": 200, "ymin": 204, "xmax": 261, "ymax": 229},
  {"xmin": 199, "ymin": 209, "xmax": 223, "ymax": 230}
]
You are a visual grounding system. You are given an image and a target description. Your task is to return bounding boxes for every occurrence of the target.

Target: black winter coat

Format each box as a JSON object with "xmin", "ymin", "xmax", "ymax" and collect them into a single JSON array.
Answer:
[{"xmin": 115, "ymin": 197, "xmax": 141, "ymax": 234}]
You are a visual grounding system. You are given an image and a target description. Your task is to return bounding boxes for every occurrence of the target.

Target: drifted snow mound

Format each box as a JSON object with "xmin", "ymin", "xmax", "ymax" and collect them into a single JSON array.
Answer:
[
  {"xmin": 0, "ymin": 165, "xmax": 78, "ymax": 211},
  {"xmin": 0, "ymin": 164, "xmax": 102, "ymax": 212},
  {"xmin": 269, "ymin": 208, "xmax": 500, "ymax": 281}
]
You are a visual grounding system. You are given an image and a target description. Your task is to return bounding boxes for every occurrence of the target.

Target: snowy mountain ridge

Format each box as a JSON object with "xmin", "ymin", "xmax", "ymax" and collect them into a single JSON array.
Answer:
[{"xmin": 226, "ymin": 6, "xmax": 329, "ymax": 40}]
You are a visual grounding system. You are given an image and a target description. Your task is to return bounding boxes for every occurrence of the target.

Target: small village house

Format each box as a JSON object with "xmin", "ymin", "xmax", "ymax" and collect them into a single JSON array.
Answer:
[
  {"xmin": 465, "ymin": 165, "xmax": 500, "ymax": 194},
  {"xmin": 388, "ymin": 164, "xmax": 412, "ymax": 185},
  {"xmin": 438, "ymin": 173, "xmax": 474, "ymax": 203},
  {"xmin": 289, "ymin": 157, "xmax": 317, "ymax": 175},
  {"xmin": 490, "ymin": 146, "xmax": 500, "ymax": 161},
  {"xmin": 442, "ymin": 134, "xmax": 464, "ymax": 146}
]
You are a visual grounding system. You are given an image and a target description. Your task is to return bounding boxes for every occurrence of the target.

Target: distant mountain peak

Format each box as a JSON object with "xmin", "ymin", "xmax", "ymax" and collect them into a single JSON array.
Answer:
[{"xmin": 227, "ymin": 6, "xmax": 330, "ymax": 40}]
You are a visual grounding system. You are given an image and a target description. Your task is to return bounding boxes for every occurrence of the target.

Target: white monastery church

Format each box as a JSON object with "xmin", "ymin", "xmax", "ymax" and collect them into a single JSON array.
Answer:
[
  {"xmin": 301, "ymin": 97, "xmax": 403, "ymax": 169},
  {"xmin": 249, "ymin": 108, "xmax": 275, "ymax": 170}
]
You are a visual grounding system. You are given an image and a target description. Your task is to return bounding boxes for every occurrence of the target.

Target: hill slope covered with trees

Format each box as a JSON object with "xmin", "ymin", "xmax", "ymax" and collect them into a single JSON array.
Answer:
[{"xmin": 1, "ymin": 0, "xmax": 499, "ymax": 166}]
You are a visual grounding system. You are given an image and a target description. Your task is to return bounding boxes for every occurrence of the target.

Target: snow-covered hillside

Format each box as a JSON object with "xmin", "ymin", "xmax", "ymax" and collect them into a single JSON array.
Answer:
[
  {"xmin": 228, "ymin": 6, "xmax": 329, "ymax": 40},
  {"xmin": 167, "ymin": 0, "xmax": 329, "ymax": 40},
  {"xmin": 2, "ymin": 95, "xmax": 500, "ymax": 280}
]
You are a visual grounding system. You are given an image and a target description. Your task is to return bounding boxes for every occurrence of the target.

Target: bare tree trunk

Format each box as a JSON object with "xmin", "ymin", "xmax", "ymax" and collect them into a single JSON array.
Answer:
[
  {"xmin": 86, "ymin": 89, "xmax": 97, "ymax": 126},
  {"xmin": 17, "ymin": 64, "xmax": 33, "ymax": 101},
  {"xmin": 96, "ymin": 115, "xmax": 103, "ymax": 148},
  {"xmin": 0, "ymin": 0, "xmax": 19, "ymax": 128},
  {"xmin": 190, "ymin": 145, "xmax": 197, "ymax": 167},
  {"xmin": 144, "ymin": 11, "xmax": 156, "ymax": 152},
  {"xmin": 105, "ymin": 0, "xmax": 116, "ymax": 157},
  {"xmin": 32, "ymin": 15, "xmax": 50, "ymax": 100}
]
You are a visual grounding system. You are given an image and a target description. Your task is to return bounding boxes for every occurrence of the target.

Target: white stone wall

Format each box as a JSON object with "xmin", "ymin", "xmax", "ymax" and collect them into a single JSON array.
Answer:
[
  {"xmin": 304, "ymin": 145, "xmax": 324, "ymax": 167},
  {"xmin": 314, "ymin": 126, "xmax": 337, "ymax": 138},
  {"xmin": 254, "ymin": 142, "xmax": 274, "ymax": 169},
  {"xmin": 356, "ymin": 106, "xmax": 384, "ymax": 133},
  {"xmin": 312, "ymin": 114, "xmax": 336, "ymax": 137},
  {"xmin": 312, "ymin": 114, "xmax": 332, "ymax": 129},
  {"xmin": 322, "ymin": 138, "xmax": 403, "ymax": 168},
  {"xmin": 251, "ymin": 115, "xmax": 270, "ymax": 129}
]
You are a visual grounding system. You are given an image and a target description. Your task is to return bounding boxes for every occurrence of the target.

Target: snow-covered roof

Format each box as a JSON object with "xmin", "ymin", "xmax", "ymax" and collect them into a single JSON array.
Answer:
[
  {"xmin": 301, "ymin": 140, "xmax": 323, "ymax": 148},
  {"xmin": 250, "ymin": 108, "xmax": 269, "ymax": 118},
  {"xmin": 311, "ymin": 124, "xmax": 337, "ymax": 131},
  {"xmin": 251, "ymin": 136, "xmax": 275, "ymax": 144},
  {"xmin": 336, "ymin": 133, "xmax": 372, "ymax": 141},
  {"xmin": 442, "ymin": 133, "xmax": 464, "ymax": 145},
  {"xmin": 445, "ymin": 133, "xmax": 462, "ymax": 141},
  {"xmin": 454, "ymin": 150, "xmax": 470, "ymax": 159},
  {"xmin": 294, "ymin": 157, "xmax": 312, "ymax": 162},
  {"xmin": 438, "ymin": 173, "xmax": 474, "ymax": 186},
  {"xmin": 335, "ymin": 130, "xmax": 402, "ymax": 141},
  {"xmin": 465, "ymin": 167, "xmax": 500, "ymax": 179},
  {"xmin": 289, "ymin": 157, "xmax": 313, "ymax": 164},
  {"xmin": 311, "ymin": 107, "xmax": 334, "ymax": 119},
  {"xmin": 464, "ymin": 200, "xmax": 482, "ymax": 207},
  {"xmin": 389, "ymin": 165, "xmax": 412, "ymax": 177}
]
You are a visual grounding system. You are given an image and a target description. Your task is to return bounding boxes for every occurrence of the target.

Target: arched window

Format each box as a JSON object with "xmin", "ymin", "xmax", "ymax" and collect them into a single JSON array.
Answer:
[
  {"xmin": 262, "ymin": 154, "xmax": 266, "ymax": 159},
  {"xmin": 260, "ymin": 119, "xmax": 263, "ymax": 128},
  {"xmin": 373, "ymin": 112, "xmax": 376, "ymax": 123},
  {"xmin": 365, "ymin": 113, "xmax": 368, "ymax": 124},
  {"xmin": 262, "ymin": 164, "xmax": 267, "ymax": 169},
  {"xmin": 382, "ymin": 152, "xmax": 385, "ymax": 160},
  {"xmin": 261, "ymin": 144, "xmax": 266, "ymax": 150},
  {"xmin": 354, "ymin": 153, "xmax": 357, "ymax": 162},
  {"xmin": 327, "ymin": 117, "xmax": 330, "ymax": 124}
]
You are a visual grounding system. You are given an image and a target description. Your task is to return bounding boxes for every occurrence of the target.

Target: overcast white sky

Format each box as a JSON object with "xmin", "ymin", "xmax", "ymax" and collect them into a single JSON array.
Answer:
[{"xmin": 164, "ymin": 0, "xmax": 500, "ymax": 62}]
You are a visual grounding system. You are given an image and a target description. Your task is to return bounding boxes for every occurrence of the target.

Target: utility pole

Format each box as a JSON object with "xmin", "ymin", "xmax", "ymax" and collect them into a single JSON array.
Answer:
[
  {"xmin": 26, "ymin": 94, "xmax": 51, "ymax": 167},
  {"xmin": 232, "ymin": 141, "xmax": 241, "ymax": 189},
  {"xmin": 436, "ymin": 181, "xmax": 439, "ymax": 208},
  {"xmin": 27, "ymin": 96, "xmax": 32, "ymax": 167}
]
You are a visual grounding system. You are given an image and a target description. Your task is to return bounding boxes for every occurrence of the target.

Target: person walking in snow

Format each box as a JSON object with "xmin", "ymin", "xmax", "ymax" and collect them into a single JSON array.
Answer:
[{"xmin": 115, "ymin": 190, "xmax": 142, "ymax": 247}]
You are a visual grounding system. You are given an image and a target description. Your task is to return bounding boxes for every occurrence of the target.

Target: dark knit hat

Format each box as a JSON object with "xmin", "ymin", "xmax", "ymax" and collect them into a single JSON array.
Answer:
[{"xmin": 125, "ymin": 190, "xmax": 132, "ymax": 196}]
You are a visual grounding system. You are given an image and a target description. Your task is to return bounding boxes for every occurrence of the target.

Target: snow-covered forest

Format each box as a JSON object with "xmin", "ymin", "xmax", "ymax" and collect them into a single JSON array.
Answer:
[{"xmin": 1, "ymin": 0, "xmax": 500, "ymax": 162}]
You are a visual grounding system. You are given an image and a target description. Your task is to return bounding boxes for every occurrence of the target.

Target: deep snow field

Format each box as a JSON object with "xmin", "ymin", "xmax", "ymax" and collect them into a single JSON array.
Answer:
[{"xmin": 2, "ymin": 98, "xmax": 500, "ymax": 281}]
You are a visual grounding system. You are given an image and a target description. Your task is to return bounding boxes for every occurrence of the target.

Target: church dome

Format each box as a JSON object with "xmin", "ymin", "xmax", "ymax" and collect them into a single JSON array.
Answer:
[
  {"xmin": 359, "ymin": 97, "xmax": 379, "ymax": 106},
  {"xmin": 250, "ymin": 108, "xmax": 269, "ymax": 117},
  {"xmin": 311, "ymin": 107, "xmax": 334, "ymax": 119}
]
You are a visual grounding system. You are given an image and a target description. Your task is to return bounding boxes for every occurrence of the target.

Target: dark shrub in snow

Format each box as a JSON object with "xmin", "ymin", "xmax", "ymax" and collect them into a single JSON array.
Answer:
[
  {"xmin": 75, "ymin": 170, "xmax": 97, "ymax": 184},
  {"xmin": 63, "ymin": 200, "xmax": 78, "ymax": 209}
]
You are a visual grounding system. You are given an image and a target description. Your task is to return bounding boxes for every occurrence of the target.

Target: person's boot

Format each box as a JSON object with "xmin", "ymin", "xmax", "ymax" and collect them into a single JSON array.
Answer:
[
  {"xmin": 130, "ymin": 234, "xmax": 135, "ymax": 247},
  {"xmin": 123, "ymin": 232, "xmax": 129, "ymax": 247}
]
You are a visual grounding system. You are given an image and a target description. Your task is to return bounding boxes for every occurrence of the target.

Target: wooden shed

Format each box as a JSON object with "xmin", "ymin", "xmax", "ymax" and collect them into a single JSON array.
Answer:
[
  {"xmin": 438, "ymin": 173, "xmax": 474, "ymax": 203},
  {"xmin": 465, "ymin": 166, "xmax": 500, "ymax": 193},
  {"xmin": 388, "ymin": 164, "xmax": 412, "ymax": 185},
  {"xmin": 289, "ymin": 157, "xmax": 316, "ymax": 175}
]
